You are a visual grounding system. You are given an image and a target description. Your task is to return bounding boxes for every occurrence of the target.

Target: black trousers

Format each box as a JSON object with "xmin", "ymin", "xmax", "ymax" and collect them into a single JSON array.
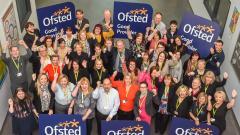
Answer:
[
  {"xmin": 155, "ymin": 113, "xmax": 171, "ymax": 134},
  {"xmin": 86, "ymin": 118, "xmax": 93, "ymax": 135},
  {"xmin": 96, "ymin": 110, "xmax": 116, "ymax": 135},
  {"xmin": 117, "ymin": 109, "xmax": 134, "ymax": 120}
]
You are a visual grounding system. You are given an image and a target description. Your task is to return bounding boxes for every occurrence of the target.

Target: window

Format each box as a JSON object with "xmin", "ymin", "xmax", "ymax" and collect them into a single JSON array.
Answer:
[
  {"xmin": 16, "ymin": 0, "xmax": 32, "ymax": 32},
  {"xmin": 204, "ymin": 0, "xmax": 231, "ymax": 37}
]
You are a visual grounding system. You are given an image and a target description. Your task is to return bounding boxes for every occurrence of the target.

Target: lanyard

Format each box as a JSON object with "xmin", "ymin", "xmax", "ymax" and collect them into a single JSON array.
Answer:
[
  {"xmin": 12, "ymin": 57, "xmax": 20, "ymax": 71},
  {"xmin": 81, "ymin": 93, "xmax": 84, "ymax": 104},
  {"xmin": 176, "ymin": 99, "xmax": 181, "ymax": 111},
  {"xmin": 52, "ymin": 65, "xmax": 58, "ymax": 74},
  {"xmin": 164, "ymin": 87, "xmax": 169, "ymax": 97},
  {"xmin": 96, "ymin": 69, "xmax": 103, "ymax": 80},
  {"xmin": 139, "ymin": 96, "xmax": 146, "ymax": 109},
  {"xmin": 74, "ymin": 72, "xmax": 79, "ymax": 83},
  {"xmin": 151, "ymin": 79, "xmax": 155, "ymax": 87},
  {"xmin": 204, "ymin": 85, "xmax": 208, "ymax": 93},
  {"xmin": 125, "ymin": 85, "xmax": 131, "ymax": 99},
  {"xmin": 196, "ymin": 104, "xmax": 205, "ymax": 117},
  {"xmin": 212, "ymin": 103, "xmax": 218, "ymax": 117}
]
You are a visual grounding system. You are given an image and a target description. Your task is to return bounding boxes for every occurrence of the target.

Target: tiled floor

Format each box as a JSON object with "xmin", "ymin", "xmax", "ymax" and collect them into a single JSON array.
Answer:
[{"xmin": 1, "ymin": 0, "xmax": 240, "ymax": 135}]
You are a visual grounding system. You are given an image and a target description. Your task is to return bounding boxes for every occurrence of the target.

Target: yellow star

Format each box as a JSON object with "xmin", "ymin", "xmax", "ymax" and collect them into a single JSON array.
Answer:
[
  {"xmin": 58, "ymin": 122, "xmax": 64, "ymax": 127},
  {"xmin": 201, "ymin": 25, "xmax": 207, "ymax": 31},
  {"xmin": 63, "ymin": 6, "xmax": 70, "ymax": 14},
  {"xmin": 202, "ymin": 128, "xmax": 213, "ymax": 135},
  {"xmin": 139, "ymin": 8, "xmax": 147, "ymax": 15},
  {"xmin": 134, "ymin": 125, "xmax": 143, "ymax": 132},
  {"xmin": 126, "ymin": 126, "xmax": 133, "ymax": 132},
  {"xmin": 53, "ymin": 11, "xmax": 58, "ymax": 16},
  {"xmin": 206, "ymin": 26, "xmax": 215, "ymax": 34},
  {"xmin": 70, "ymin": 119, "xmax": 79, "ymax": 127},
  {"xmin": 195, "ymin": 128, "xmax": 202, "ymax": 133}
]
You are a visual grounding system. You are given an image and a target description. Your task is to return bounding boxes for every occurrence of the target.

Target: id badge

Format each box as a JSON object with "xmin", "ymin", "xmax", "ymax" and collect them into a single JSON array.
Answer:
[
  {"xmin": 16, "ymin": 72, "xmax": 22, "ymax": 77},
  {"xmin": 210, "ymin": 118, "xmax": 215, "ymax": 122},
  {"xmin": 79, "ymin": 104, "xmax": 84, "ymax": 108},
  {"xmin": 104, "ymin": 106, "xmax": 109, "ymax": 110},
  {"xmin": 122, "ymin": 100, "xmax": 128, "ymax": 104}
]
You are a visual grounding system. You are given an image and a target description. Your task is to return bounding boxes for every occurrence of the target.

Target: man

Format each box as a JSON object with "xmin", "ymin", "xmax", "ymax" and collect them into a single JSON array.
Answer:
[
  {"xmin": 112, "ymin": 39, "xmax": 131, "ymax": 80},
  {"xmin": 92, "ymin": 78, "xmax": 120, "ymax": 135},
  {"xmin": 43, "ymin": 55, "xmax": 62, "ymax": 82},
  {"xmin": 62, "ymin": 27, "xmax": 78, "ymax": 49},
  {"xmin": 75, "ymin": 9, "xmax": 90, "ymax": 32},
  {"xmin": 100, "ymin": 9, "xmax": 113, "ymax": 32},
  {"xmin": 206, "ymin": 40, "xmax": 225, "ymax": 76},
  {"xmin": 151, "ymin": 12, "xmax": 166, "ymax": 36},
  {"xmin": 23, "ymin": 22, "xmax": 43, "ymax": 49},
  {"xmin": 1, "ymin": 40, "xmax": 32, "ymax": 93}
]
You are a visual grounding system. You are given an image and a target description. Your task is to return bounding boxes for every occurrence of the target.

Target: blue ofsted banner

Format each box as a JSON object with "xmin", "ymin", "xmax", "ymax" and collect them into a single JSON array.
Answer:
[
  {"xmin": 113, "ymin": 1, "xmax": 153, "ymax": 38},
  {"xmin": 37, "ymin": 2, "xmax": 75, "ymax": 37},
  {"xmin": 101, "ymin": 120, "xmax": 150, "ymax": 135},
  {"xmin": 177, "ymin": 13, "xmax": 220, "ymax": 57},
  {"xmin": 169, "ymin": 117, "xmax": 220, "ymax": 135},
  {"xmin": 39, "ymin": 114, "xmax": 86, "ymax": 135}
]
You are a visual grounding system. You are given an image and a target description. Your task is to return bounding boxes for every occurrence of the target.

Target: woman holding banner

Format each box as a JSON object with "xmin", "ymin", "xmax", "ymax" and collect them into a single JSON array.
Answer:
[
  {"xmin": 189, "ymin": 92, "xmax": 211, "ymax": 125},
  {"xmin": 209, "ymin": 90, "xmax": 237, "ymax": 134},
  {"xmin": 68, "ymin": 77, "xmax": 96, "ymax": 135},
  {"xmin": 110, "ymin": 71, "xmax": 139, "ymax": 120}
]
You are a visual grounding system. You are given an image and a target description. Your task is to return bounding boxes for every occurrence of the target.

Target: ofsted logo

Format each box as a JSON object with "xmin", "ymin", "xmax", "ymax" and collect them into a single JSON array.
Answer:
[
  {"xmin": 43, "ymin": 6, "xmax": 72, "ymax": 27},
  {"xmin": 107, "ymin": 125, "xmax": 145, "ymax": 135},
  {"xmin": 117, "ymin": 8, "xmax": 148, "ymax": 23},
  {"xmin": 44, "ymin": 119, "xmax": 81, "ymax": 135}
]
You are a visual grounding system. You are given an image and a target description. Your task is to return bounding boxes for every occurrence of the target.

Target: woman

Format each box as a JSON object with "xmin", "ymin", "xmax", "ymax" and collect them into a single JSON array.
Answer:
[
  {"xmin": 30, "ymin": 73, "xmax": 54, "ymax": 114},
  {"xmin": 209, "ymin": 90, "xmax": 237, "ymax": 134},
  {"xmin": 62, "ymin": 58, "xmax": 89, "ymax": 85},
  {"xmin": 187, "ymin": 59, "xmax": 207, "ymax": 84},
  {"xmin": 139, "ymin": 66, "xmax": 161, "ymax": 92},
  {"xmin": 169, "ymin": 36, "xmax": 187, "ymax": 56},
  {"xmin": 170, "ymin": 85, "xmax": 193, "ymax": 119},
  {"xmin": 77, "ymin": 31, "xmax": 96, "ymax": 57},
  {"xmin": 68, "ymin": 77, "xmax": 96, "ymax": 135},
  {"xmin": 110, "ymin": 71, "xmax": 139, "ymax": 120},
  {"xmin": 134, "ymin": 82, "xmax": 158, "ymax": 125},
  {"xmin": 140, "ymin": 51, "xmax": 150, "ymax": 71},
  {"xmin": 183, "ymin": 51, "xmax": 200, "ymax": 87},
  {"xmin": 189, "ymin": 92, "xmax": 211, "ymax": 125},
  {"xmin": 149, "ymin": 42, "xmax": 166, "ymax": 62},
  {"xmin": 8, "ymin": 87, "xmax": 39, "ymax": 135},
  {"xmin": 30, "ymin": 45, "xmax": 51, "ymax": 76},
  {"xmin": 127, "ymin": 29, "xmax": 146, "ymax": 61},
  {"xmin": 122, "ymin": 58, "xmax": 140, "ymax": 84},
  {"xmin": 51, "ymin": 73, "xmax": 75, "ymax": 114},
  {"xmin": 44, "ymin": 36, "xmax": 56, "ymax": 56},
  {"xmin": 155, "ymin": 74, "xmax": 176, "ymax": 134},
  {"xmin": 88, "ymin": 24, "xmax": 114, "ymax": 46},
  {"xmin": 148, "ymin": 51, "xmax": 177, "ymax": 82},
  {"xmin": 56, "ymin": 38, "xmax": 70, "ymax": 63},
  {"xmin": 169, "ymin": 51, "xmax": 183, "ymax": 83},
  {"xmin": 189, "ymin": 77, "xmax": 202, "ymax": 100},
  {"xmin": 90, "ymin": 58, "xmax": 109, "ymax": 88},
  {"xmin": 147, "ymin": 29, "xmax": 167, "ymax": 51},
  {"xmin": 201, "ymin": 71, "xmax": 228, "ymax": 98}
]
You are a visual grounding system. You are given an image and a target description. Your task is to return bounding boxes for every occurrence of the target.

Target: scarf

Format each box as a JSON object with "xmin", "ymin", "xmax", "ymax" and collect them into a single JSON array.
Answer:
[{"xmin": 40, "ymin": 84, "xmax": 51, "ymax": 112}]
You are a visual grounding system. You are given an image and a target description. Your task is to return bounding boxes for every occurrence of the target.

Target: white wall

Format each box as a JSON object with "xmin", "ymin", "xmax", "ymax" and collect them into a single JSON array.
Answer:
[
  {"xmin": 190, "ymin": 0, "xmax": 240, "ymax": 124},
  {"xmin": 0, "ymin": 0, "xmax": 38, "ymax": 130}
]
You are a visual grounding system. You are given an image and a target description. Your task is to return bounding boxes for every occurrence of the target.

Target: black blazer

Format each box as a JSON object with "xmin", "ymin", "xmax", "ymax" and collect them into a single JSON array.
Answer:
[
  {"xmin": 29, "ymin": 81, "xmax": 55, "ymax": 113},
  {"xmin": 29, "ymin": 51, "xmax": 41, "ymax": 76},
  {"xmin": 67, "ymin": 51, "xmax": 89, "ymax": 65},
  {"xmin": 156, "ymin": 83, "xmax": 176, "ymax": 113},
  {"xmin": 134, "ymin": 91, "xmax": 158, "ymax": 118},
  {"xmin": 200, "ymin": 78, "xmax": 227, "ymax": 97},
  {"xmin": 170, "ymin": 95, "xmax": 193, "ymax": 119},
  {"xmin": 62, "ymin": 64, "xmax": 90, "ymax": 85},
  {"xmin": 23, "ymin": 29, "xmax": 42, "ymax": 48},
  {"xmin": 75, "ymin": 18, "xmax": 89, "ymax": 32},
  {"xmin": 76, "ymin": 38, "xmax": 97, "ymax": 56}
]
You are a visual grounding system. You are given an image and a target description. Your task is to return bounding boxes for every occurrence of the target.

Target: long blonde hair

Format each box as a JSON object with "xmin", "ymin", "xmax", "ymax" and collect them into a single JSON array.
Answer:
[
  {"xmin": 94, "ymin": 58, "xmax": 106, "ymax": 72},
  {"xmin": 78, "ymin": 77, "xmax": 93, "ymax": 94},
  {"xmin": 36, "ymin": 73, "xmax": 49, "ymax": 95}
]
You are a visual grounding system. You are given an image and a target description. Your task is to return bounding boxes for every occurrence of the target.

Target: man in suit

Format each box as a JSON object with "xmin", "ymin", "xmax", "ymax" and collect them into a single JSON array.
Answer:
[{"xmin": 75, "ymin": 9, "xmax": 90, "ymax": 32}]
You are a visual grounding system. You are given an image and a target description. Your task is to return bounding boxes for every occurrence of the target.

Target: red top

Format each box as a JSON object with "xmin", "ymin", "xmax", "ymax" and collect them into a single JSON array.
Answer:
[
  {"xmin": 43, "ymin": 64, "xmax": 62, "ymax": 81},
  {"xmin": 110, "ymin": 76, "xmax": 139, "ymax": 112}
]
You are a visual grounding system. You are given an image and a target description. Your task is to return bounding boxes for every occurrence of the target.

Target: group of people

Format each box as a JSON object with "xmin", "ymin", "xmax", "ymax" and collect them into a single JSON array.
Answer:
[{"xmin": 1, "ymin": 8, "xmax": 238, "ymax": 135}]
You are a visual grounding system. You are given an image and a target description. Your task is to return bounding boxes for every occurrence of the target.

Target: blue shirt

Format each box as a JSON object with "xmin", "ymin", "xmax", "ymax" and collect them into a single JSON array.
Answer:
[{"xmin": 55, "ymin": 83, "xmax": 75, "ymax": 105}]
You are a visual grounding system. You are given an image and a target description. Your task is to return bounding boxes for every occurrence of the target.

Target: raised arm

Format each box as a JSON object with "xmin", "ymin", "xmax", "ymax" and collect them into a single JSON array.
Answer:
[
  {"xmin": 18, "ymin": 40, "xmax": 32, "ymax": 60},
  {"xmin": 227, "ymin": 89, "xmax": 237, "ymax": 109},
  {"xmin": 51, "ymin": 73, "xmax": 59, "ymax": 93}
]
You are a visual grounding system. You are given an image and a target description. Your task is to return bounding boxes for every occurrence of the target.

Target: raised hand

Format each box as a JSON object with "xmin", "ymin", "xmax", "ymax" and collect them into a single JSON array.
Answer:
[
  {"xmin": 32, "ymin": 73, "xmax": 37, "ymax": 81},
  {"xmin": 223, "ymin": 72, "xmax": 228, "ymax": 79},
  {"xmin": 210, "ymin": 47, "xmax": 214, "ymax": 54},
  {"xmin": 232, "ymin": 89, "xmax": 237, "ymax": 98}
]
